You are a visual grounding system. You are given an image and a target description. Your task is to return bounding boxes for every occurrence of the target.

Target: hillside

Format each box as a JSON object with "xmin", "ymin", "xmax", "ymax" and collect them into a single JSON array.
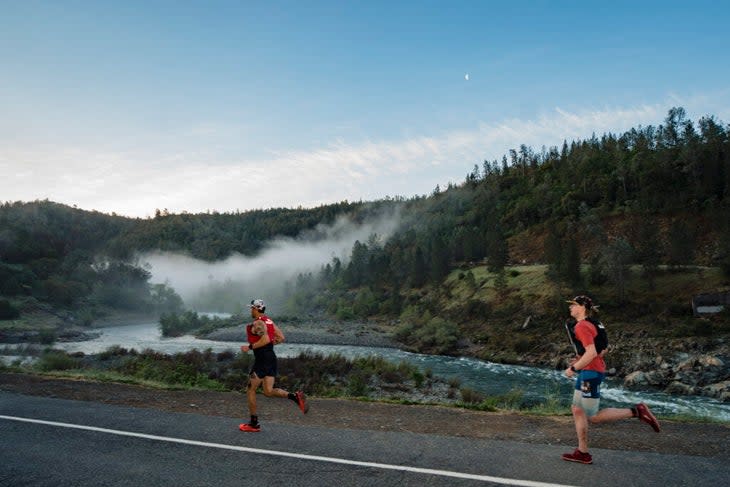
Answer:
[{"xmin": 2, "ymin": 108, "xmax": 730, "ymax": 402}]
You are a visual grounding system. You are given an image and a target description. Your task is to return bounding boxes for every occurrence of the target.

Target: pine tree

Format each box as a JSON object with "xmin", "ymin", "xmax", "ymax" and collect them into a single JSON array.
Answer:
[
  {"xmin": 544, "ymin": 228, "xmax": 563, "ymax": 282},
  {"xmin": 411, "ymin": 247, "xmax": 428, "ymax": 288},
  {"xmin": 635, "ymin": 220, "xmax": 662, "ymax": 288},
  {"xmin": 667, "ymin": 220, "xmax": 695, "ymax": 267},
  {"xmin": 562, "ymin": 237, "xmax": 582, "ymax": 285},
  {"xmin": 601, "ymin": 238, "xmax": 634, "ymax": 303},
  {"xmin": 485, "ymin": 225, "xmax": 509, "ymax": 273}
]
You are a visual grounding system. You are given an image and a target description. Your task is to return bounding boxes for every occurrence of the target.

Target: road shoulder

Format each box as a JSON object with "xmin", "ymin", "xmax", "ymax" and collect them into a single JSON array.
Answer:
[{"xmin": 1, "ymin": 371, "xmax": 727, "ymax": 460}]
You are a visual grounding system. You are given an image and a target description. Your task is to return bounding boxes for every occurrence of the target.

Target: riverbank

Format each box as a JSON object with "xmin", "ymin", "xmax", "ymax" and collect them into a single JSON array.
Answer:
[
  {"xmin": 1, "ymin": 371, "xmax": 728, "ymax": 460},
  {"xmin": 482, "ymin": 331, "xmax": 730, "ymax": 403},
  {"xmin": 203, "ymin": 319, "xmax": 730, "ymax": 403},
  {"xmin": 4, "ymin": 310, "xmax": 729, "ymax": 404},
  {"xmin": 0, "ymin": 308, "xmax": 160, "ymax": 344},
  {"xmin": 203, "ymin": 319, "xmax": 398, "ymax": 348}
]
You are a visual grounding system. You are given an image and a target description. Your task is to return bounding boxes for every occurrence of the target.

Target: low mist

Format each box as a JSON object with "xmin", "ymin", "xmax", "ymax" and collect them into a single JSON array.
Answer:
[{"xmin": 140, "ymin": 207, "xmax": 402, "ymax": 313}]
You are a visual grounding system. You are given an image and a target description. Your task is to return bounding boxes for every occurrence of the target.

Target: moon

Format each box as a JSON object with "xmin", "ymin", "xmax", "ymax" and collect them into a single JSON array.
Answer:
[{"xmin": 465, "ymin": 73, "xmax": 469, "ymax": 81}]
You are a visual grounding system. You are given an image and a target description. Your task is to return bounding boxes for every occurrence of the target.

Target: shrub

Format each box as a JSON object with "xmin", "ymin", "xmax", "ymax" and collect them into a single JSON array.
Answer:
[
  {"xmin": 459, "ymin": 387, "xmax": 485, "ymax": 404},
  {"xmin": 37, "ymin": 351, "xmax": 79, "ymax": 371},
  {"xmin": 0, "ymin": 299, "xmax": 20, "ymax": 320},
  {"xmin": 514, "ymin": 338, "xmax": 532, "ymax": 354},
  {"xmin": 99, "ymin": 345, "xmax": 131, "ymax": 360},
  {"xmin": 38, "ymin": 329, "xmax": 56, "ymax": 345},
  {"xmin": 495, "ymin": 388, "xmax": 525, "ymax": 409},
  {"xmin": 463, "ymin": 299, "xmax": 491, "ymax": 319},
  {"xmin": 159, "ymin": 310, "xmax": 202, "ymax": 337},
  {"xmin": 352, "ymin": 287, "xmax": 378, "ymax": 317},
  {"xmin": 394, "ymin": 321, "xmax": 415, "ymax": 342},
  {"xmin": 347, "ymin": 370, "xmax": 370, "ymax": 396},
  {"xmin": 335, "ymin": 304, "xmax": 356, "ymax": 320},
  {"xmin": 411, "ymin": 370, "xmax": 425, "ymax": 388},
  {"xmin": 396, "ymin": 316, "xmax": 459, "ymax": 354}
]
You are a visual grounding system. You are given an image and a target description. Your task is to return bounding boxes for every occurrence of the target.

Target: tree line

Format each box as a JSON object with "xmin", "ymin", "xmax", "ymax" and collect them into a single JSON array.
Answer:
[
  {"xmin": 1, "ymin": 108, "xmax": 729, "ymax": 330},
  {"xmin": 282, "ymin": 108, "xmax": 730, "ymax": 324}
]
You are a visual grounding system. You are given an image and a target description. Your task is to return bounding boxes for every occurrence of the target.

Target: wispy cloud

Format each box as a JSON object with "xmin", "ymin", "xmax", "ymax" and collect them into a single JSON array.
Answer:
[{"xmin": 2, "ymin": 94, "xmax": 726, "ymax": 217}]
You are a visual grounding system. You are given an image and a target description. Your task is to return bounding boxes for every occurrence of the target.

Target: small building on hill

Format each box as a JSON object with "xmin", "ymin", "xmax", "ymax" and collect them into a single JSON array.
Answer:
[{"xmin": 691, "ymin": 292, "xmax": 730, "ymax": 316}]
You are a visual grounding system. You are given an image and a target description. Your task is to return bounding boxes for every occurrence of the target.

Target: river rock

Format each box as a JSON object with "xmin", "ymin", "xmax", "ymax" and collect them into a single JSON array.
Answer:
[
  {"xmin": 700, "ymin": 381, "xmax": 730, "ymax": 402},
  {"xmin": 676, "ymin": 357, "xmax": 697, "ymax": 371},
  {"xmin": 624, "ymin": 371, "xmax": 648, "ymax": 388},
  {"xmin": 648, "ymin": 369, "xmax": 671, "ymax": 386},
  {"xmin": 701, "ymin": 380, "xmax": 730, "ymax": 402},
  {"xmin": 698, "ymin": 355, "xmax": 724, "ymax": 368},
  {"xmin": 624, "ymin": 368, "xmax": 672, "ymax": 389},
  {"xmin": 664, "ymin": 381, "xmax": 697, "ymax": 395}
]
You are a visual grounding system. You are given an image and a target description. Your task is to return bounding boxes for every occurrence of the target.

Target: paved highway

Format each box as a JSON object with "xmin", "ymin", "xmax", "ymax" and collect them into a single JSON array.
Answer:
[{"xmin": 1, "ymin": 392, "xmax": 726, "ymax": 486}]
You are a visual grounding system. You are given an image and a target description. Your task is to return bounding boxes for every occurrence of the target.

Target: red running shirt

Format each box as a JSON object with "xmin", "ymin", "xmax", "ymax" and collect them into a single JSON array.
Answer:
[
  {"xmin": 575, "ymin": 319, "xmax": 606, "ymax": 373},
  {"xmin": 246, "ymin": 315, "xmax": 276, "ymax": 345}
]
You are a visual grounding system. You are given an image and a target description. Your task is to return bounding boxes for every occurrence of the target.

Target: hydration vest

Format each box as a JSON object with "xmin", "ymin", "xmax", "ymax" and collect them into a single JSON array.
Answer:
[{"xmin": 568, "ymin": 317, "xmax": 608, "ymax": 355}]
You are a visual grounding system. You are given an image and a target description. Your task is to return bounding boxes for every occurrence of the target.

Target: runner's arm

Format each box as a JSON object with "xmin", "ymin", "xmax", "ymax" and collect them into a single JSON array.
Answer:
[
  {"xmin": 272, "ymin": 324, "xmax": 285, "ymax": 344},
  {"xmin": 572, "ymin": 343, "xmax": 597, "ymax": 371},
  {"xmin": 253, "ymin": 332, "xmax": 271, "ymax": 348}
]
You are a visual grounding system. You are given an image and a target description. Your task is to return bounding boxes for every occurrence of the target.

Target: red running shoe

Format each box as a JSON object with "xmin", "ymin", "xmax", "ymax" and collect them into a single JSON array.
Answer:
[
  {"xmin": 562, "ymin": 449, "xmax": 593, "ymax": 464},
  {"xmin": 239, "ymin": 423, "xmax": 261, "ymax": 432},
  {"xmin": 295, "ymin": 391, "xmax": 309, "ymax": 414},
  {"xmin": 636, "ymin": 403, "xmax": 661, "ymax": 432}
]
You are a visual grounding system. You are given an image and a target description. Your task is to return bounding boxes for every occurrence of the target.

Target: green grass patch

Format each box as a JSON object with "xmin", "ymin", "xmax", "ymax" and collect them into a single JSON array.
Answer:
[
  {"xmin": 452, "ymin": 264, "xmax": 727, "ymax": 308},
  {"xmin": 456, "ymin": 388, "xmax": 527, "ymax": 412},
  {"xmin": 40, "ymin": 369, "xmax": 225, "ymax": 391}
]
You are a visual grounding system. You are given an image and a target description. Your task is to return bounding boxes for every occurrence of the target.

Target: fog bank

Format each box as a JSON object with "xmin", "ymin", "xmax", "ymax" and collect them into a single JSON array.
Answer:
[{"xmin": 140, "ymin": 208, "xmax": 402, "ymax": 312}]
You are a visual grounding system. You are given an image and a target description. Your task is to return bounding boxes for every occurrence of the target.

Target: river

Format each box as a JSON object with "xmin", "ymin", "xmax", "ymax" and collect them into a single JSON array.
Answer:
[{"xmin": 5, "ymin": 321, "xmax": 730, "ymax": 421}]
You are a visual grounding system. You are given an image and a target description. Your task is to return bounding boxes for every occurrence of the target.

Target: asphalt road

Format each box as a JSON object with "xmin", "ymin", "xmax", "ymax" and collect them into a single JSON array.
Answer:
[{"xmin": 0, "ymin": 392, "xmax": 726, "ymax": 487}]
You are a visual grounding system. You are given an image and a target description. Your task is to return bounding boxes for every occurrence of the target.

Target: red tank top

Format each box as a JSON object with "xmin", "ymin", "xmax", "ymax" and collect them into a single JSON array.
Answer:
[{"xmin": 246, "ymin": 315, "xmax": 276, "ymax": 345}]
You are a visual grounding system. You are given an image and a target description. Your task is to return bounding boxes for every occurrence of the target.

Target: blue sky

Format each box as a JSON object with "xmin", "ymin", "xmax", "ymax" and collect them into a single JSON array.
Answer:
[{"xmin": 2, "ymin": 1, "xmax": 729, "ymax": 218}]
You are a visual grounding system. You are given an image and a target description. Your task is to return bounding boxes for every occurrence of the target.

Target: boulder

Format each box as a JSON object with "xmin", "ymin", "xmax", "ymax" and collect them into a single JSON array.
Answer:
[
  {"xmin": 701, "ymin": 381, "xmax": 730, "ymax": 401},
  {"xmin": 665, "ymin": 381, "xmax": 697, "ymax": 395},
  {"xmin": 698, "ymin": 355, "xmax": 725, "ymax": 368},
  {"xmin": 624, "ymin": 371, "xmax": 648, "ymax": 388}
]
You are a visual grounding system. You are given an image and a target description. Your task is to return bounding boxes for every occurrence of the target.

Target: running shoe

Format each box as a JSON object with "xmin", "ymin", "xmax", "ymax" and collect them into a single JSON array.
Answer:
[
  {"xmin": 239, "ymin": 423, "xmax": 261, "ymax": 432},
  {"xmin": 635, "ymin": 403, "xmax": 661, "ymax": 432},
  {"xmin": 295, "ymin": 391, "xmax": 309, "ymax": 414},
  {"xmin": 561, "ymin": 449, "xmax": 593, "ymax": 464}
]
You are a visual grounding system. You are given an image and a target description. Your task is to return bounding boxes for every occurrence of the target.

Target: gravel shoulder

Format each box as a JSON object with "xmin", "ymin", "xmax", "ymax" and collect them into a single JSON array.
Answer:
[{"xmin": 1, "ymin": 372, "xmax": 728, "ymax": 460}]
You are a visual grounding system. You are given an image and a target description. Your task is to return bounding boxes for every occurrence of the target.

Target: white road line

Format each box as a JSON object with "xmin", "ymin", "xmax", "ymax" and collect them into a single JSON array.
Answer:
[{"xmin": 1, "ymin": 414, "xmax": 577, "ymax": 487}]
